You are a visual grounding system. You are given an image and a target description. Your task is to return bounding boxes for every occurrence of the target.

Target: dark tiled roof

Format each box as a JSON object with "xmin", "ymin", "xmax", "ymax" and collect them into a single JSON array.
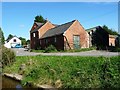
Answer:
[
  {"xmin": 6, "ymin": 36, "xmax": 19, "ymax": 42},
  {"xmin": 30, "ymin": 22, "xmax": 44, "ymax": 33},
  {"xmin": 52, "ymin": 24, "xmax": 59, "ymax": 26},
  {"xmin": 41, "ymin": 20, "xmax": 76, "ymax": 39}
]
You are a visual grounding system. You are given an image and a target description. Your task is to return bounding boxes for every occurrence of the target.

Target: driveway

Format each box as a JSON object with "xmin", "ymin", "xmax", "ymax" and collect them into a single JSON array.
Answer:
[
  {"xmin": 11, "ymin": 48, "xmax": 120, "ymax": 57},
  {"xmin": 11, "ymin": 48, "xmax": 40, "ymax": 56}
]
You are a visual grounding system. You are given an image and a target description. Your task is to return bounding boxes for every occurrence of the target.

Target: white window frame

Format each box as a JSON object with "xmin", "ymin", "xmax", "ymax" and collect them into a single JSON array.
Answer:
[{"xmin": 33, "ymin": 33, "xmax": 35, "ymax": 37}]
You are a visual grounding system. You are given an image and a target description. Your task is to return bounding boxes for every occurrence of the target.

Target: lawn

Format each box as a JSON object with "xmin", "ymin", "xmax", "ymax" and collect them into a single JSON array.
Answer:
[{"xmin": 3, "ymin": 55, "xmax": 120, "ymax": 88}]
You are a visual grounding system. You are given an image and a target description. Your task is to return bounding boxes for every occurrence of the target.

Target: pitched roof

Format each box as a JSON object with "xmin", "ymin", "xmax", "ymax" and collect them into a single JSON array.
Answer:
[
  {"xmin": 30, "ymin": 22, "xmax": 57, "ymax": 33},
  {"xmin": 41, "ymin": 20, "xmax": 76, "ymax": 39},
  {"xmin": 86, "ymin": 26, "xmax": 101, "ymax": 32},
  {"xmin": 109, "ymin": 34, "xmax": 117, "ymax": 38},
  {"xmin": 30, "ymin": 22, "xmax": 44, "ymax": 33},
  {"xmin": 6, "ymin": 36, "xmax": 20, "ymax": 42},
  {"xmin": 35, "ymin": 22, "xmax": 44, "ymax": 26}
]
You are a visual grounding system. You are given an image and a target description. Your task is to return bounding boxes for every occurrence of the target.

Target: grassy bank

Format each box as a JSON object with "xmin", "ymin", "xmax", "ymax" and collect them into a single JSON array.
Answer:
[{"xmin": 3, "ymin": 56, "xmax": 120, "ymax": 88}]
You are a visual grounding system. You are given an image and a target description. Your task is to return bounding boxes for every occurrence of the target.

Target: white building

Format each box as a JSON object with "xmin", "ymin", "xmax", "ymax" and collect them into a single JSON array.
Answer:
[{"xmin": 4, "ymin": 36, "xmax": 21, "ymax": 48}]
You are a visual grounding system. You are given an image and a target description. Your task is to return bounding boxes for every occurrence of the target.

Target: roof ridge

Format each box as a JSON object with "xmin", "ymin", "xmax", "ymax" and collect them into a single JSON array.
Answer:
[
  {"xmin": 86, "ymin": 26, "xmax": 101, "ymax": 31},
  {"xmin": 48, "ymin": 20, "xmax": 76, "ymax": 31},
  {"xmin": 41, "ymin": 20, "xmax": 77, "ymax": 39}
]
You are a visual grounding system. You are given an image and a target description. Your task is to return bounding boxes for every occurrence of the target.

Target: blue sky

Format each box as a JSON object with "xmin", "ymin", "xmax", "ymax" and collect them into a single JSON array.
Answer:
[{"xmin": 2, "ymin": 2, "xmax": 118, "ymax": 40}]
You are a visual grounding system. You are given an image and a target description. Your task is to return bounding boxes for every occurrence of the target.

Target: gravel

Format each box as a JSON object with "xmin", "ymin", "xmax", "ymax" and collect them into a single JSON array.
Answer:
[{"xmin": 11, "ymin": 48, "xmax": 119, "ymax": 57}]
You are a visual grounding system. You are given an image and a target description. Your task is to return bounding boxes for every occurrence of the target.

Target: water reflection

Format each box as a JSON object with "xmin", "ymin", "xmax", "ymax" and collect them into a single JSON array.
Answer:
[{"xmin": 2, "ymin": 76, "xmax": 44, "ymax": 90}]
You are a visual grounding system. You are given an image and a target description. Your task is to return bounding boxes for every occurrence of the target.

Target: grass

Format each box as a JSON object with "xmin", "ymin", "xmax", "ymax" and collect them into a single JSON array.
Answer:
[
  {"xmin": 3, "ymin": 55, "xmax": 120, "ymax": 88},
  {"xmin": 64, "ymin": 47, "xmax": 96, "ymax": 52},
  {"xmin": 31, "ymin": 47, "xmax": 96, "ymax": 53}
]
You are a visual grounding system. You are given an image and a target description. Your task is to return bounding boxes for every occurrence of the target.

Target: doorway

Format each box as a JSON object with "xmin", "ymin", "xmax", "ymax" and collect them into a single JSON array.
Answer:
[{"xmin": 73, "ymin": 35, "xmax": 80, "ymax": 49}]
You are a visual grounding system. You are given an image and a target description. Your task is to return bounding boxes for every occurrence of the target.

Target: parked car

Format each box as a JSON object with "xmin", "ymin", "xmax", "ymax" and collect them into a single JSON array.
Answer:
[{"xmin": 15, "ymin": 44, "xmax": 22, "ymax": 48}]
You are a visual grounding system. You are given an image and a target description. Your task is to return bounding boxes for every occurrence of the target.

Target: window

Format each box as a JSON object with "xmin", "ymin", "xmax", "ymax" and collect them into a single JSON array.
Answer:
[
  {"xmin": 34, "ymin": 25, "xmax": 36, "ymax": 28},
  {"xmin": 54, "ymin": 37, "xmax": 56, "ymax": 43},
  {"xmin": 45, "ymin": 39, "xmax": 48, "ymax": 44},
  {"xmin": 13, "ymin": 39, "xmax": 16, "ymax": 42},
  {"xmin": 33, "ymin": 33, "xmax": 35, "ymax": 37}
]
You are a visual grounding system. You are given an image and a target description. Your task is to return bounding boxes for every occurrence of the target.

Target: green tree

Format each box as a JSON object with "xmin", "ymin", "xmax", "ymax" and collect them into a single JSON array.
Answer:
[
  {"xmin": 19, "ymin": 37, "xmax": 27, "ymax": 45},
  {"xmin": 0, "ymin": 27, "xmax": 5, "ymax": 45},
  {"xmin": 34, "ymin": 15, "xmax": 46, "ymax": 23},
  {"xmin": 26, "ymin": 39, "xmax": 30, "ymax": 45},
  {"xmin": 103, "ymin": 25, "xmax": 118, "ymax": 35},
  {"xmin": 6, "ymin": 34, "xmax": 14, "ymax": 41}
]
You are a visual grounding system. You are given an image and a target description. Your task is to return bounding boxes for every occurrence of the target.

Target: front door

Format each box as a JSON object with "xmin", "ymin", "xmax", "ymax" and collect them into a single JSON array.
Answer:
[{"xmin": 73, "ymin": 35, "xmax": 80, "ymax": 49}]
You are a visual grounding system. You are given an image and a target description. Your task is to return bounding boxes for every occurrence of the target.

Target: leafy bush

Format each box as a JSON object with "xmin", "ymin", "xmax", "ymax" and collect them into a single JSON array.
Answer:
[
  {"xmin": 44, "ymin": 45, "xmax": 57, "ymax": 53},
  {"xmin": 63, "ymin": 46, "xmax": 96, "ymax": 52},
  {"xmin": 103, "ymin": 25, "xmax": 118, "ymax": 35},
  {"xmin": 1, "ymin": 46, "xmax": 16, "ymax": 67},
  {"xmin": 111, "ymin": 47, "xmax": 120, "ymax": 52},
  {"xmin": 107, "ymin": 46, "xmax": 120, "ymax": 52}
]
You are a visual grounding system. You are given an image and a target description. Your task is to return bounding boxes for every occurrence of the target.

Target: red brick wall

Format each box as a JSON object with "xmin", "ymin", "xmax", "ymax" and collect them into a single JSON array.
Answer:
[
  {"xmin": 64, "ymin": 20, "xmax": 89, "ymax": 49},
  {"xmin": 30, "ymin": 20, "xmax": 89, "ymax": 50},
  {"xmin": 30, "ymin": 31, "xmax": 39, "ymax": 49},
  {"xmin": 30, "ymin": 23, "xmax": 38, "ymax": 31},
  {"xmin": 38, "ymin": 21, "xmax": 55, "ymax": 38},
  {"xmin": 40, "ymin": 34, "xmax": 64, "ymax": 50},
  {"xmin": 30, "ymin": 21, "xmax": 55, "ymax": 49}
]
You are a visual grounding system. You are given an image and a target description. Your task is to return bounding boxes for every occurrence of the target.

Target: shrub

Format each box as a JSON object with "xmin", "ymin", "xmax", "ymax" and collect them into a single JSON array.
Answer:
[
  {"xmin": 44, "ymin": 45, "xmax": 57, "ymax": 53},
  {"xmin": 1, "ymin": 46, "xmax": 16, "ymax": 67}
]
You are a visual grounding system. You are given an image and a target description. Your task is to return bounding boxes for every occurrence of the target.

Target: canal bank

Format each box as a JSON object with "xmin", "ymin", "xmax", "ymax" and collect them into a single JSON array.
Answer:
[
  {"xmin": 3, "ymin": 56, "xmax": 120, "ymax": 88},
  {"xmin": 2, "ymin": 73, "xmax": 55, "ymax": 90}
]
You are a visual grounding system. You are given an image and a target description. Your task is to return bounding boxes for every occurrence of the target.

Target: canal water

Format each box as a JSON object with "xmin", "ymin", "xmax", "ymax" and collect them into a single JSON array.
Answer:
[{"xmin": 2, "ymin": 76, "xmax": 43, "ymax": 90}]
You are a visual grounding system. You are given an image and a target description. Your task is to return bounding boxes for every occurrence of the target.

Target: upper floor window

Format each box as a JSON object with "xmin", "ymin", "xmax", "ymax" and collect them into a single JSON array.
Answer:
[
  {"xmin": 33, "ymin": 33, "xmax": 35, "ymax": 37},
  {"xmin": 13, "ymin": 39, "xmax": 16, "ymax": 42},
  {"xmin": 34, "ymin": 25, "xmax": 36, "ymax": 28}
]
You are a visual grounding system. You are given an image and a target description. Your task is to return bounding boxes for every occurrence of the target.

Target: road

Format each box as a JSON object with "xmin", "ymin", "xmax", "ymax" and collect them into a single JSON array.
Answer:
[{"xmin": 11, "ymin": 48, "xmax": 120, "ymax": 57}]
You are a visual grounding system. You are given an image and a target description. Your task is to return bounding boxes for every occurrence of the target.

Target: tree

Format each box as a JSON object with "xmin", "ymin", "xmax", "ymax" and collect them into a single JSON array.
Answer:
[
  {"xmin": 0, "ymin": 27, "xmax": 5, "ymax": 45},
  {"xmin": 6, "ymin": 34, "xmax": 14, "ymax": 41},
  {"xmin": 34, "ymin": 15, "xmax": 47, "ymax": 23},
  {"xmin": 92, "ymin": 27, "xmax": 109, "ymax": 49},
  {"xmin": 19, "ymin": 37, "xmax": 27, "ymax": 45},
  {"xmin": 103, "ymin": 25, "xmax": 118, "ymax": 35},
  {"xmin": 26, "ymin": 39, "xmax": 30, "ymax": 45}
]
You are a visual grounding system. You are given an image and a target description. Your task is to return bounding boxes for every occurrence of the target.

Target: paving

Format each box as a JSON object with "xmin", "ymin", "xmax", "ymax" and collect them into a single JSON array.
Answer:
[{"xmin": 11, "ymin": 48, "xmax": 120, "ymax": 57}]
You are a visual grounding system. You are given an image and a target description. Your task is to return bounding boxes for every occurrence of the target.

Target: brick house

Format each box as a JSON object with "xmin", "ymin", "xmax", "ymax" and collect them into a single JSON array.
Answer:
[
  {"xmin": 86, "ymin": 26, "xmax": 109, "ymax": 49},
  {"xmin": 40, "ymin": 20, "xmax": 89, "ymax": 50},
  {"xmin": 30, "ymin": 20, "xmax": 89, "ymax": 50},
  {"xmin": 30, "ymin": 21, "xmax": 55, "ymax": 49}
]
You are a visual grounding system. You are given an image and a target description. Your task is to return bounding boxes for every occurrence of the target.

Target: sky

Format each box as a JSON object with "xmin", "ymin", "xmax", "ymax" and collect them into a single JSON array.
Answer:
[{"xmin": 1, "ymin": 2, "xmax": 118, "ymax": 40}]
